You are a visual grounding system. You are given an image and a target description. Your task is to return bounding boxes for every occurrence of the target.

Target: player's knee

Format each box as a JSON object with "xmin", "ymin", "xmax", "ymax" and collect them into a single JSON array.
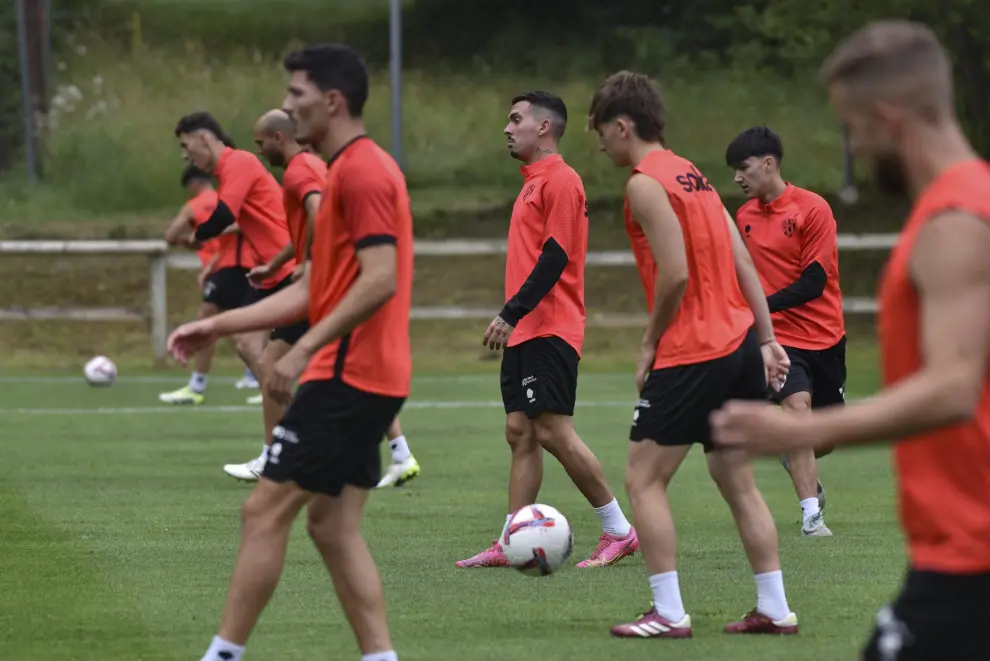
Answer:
[
  {"xmin": 531, "ymin": 414, "xmax": 572, "ymax": 451},
  {"xmin": 505, "ymin": 418, "xmax": 536, "ymax": 452},
  {"xmin": 707, "ymin": 451, "xmax": 755, "ymax": 501},
  {"xmin": 241, "ymin": 488, "xmax": 275, "ymax": 531},
  {"xmin": 305, "ymin": 508, "xmax": 339, "ymax": 550},
  {"xmin": 781, "ymin": 393, "xmax": 811, "ymax": 413}
]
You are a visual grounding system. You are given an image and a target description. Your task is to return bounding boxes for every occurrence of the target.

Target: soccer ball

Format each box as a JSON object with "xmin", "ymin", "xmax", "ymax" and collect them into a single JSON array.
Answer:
[
  {"xmin": 499, "ymin": 503, "xmax": 573, "ymax": 576},
  {"xmin": 83, "ymin": 356, "xmax": 117, "ymax": 386}
]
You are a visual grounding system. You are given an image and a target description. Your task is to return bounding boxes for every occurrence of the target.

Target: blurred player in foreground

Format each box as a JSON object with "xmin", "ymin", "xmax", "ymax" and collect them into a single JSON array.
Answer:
[
  {"xmin": 725, "ymin": 126, "xmax": 842, "ymax": 537},
  {"xmin": 588, "ymin": 71, "xmax": 797, "ymax": 638},
  {"xmin": 712, "ymin": 20, "xmax": 990, "ymax": 661},
  {"xmin": 169, "ymin": 43, "xmax": 411, "ymax": 661},
  {"xmin": 457, "ymin": 91, "xmax": 639, "ymax": 569},
  {"xmin": 161, "ymin": 165, "xmax": 252, "ymax": 405}
]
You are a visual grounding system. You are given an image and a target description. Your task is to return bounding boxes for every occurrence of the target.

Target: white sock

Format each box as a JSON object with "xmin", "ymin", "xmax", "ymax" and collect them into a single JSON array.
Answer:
[
  {"xmin": 755, "ymin": 570, "xmax": 790, "ymax": 621},
  {"xmin": 201, "ymin": 635, "xmax": 244, "ymax": 661},
  {"xmin": 189, "ymin": 372, "xmax": 208, "ymax": 393},
  {"xmin": 593, "ymin": 498, "xmax": 632, "ymax": 537},
  {"xmin": 649, "ymin": 571, "xmax": 686, "ymax": 622},
  {"xmin": 800, "ymin": 498, "xmax": 820, "ymax": 523},
  {"xmin": 361, "ymin": 652, "xmax": 398, "ymax": 661},
  {"xmin": 261, "ymin": 445, "xmax": 270, "ymax": 462},
  {"xmin": 389, "ymin": 436, "xmax": 411, "ymax": 462},
  {"xmin": 244, "ymin": 367, "xmax": 254, "ymax": 379}
]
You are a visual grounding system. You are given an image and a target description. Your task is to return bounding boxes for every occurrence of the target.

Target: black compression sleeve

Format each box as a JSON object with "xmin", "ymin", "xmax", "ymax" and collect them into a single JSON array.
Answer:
[
  {"xmin": 193, "ymin": 201, "xmax": 236, "ymax": 241},
  {"xmin": 499, "ymin": 238, "xmax": 569, "ymax": 326},
  {"xmin": 767, "ymin": 261, "xmax": 827, "ymax": 312}
]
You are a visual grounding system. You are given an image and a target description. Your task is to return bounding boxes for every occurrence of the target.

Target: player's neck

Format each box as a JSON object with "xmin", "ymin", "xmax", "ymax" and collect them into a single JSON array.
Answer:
[
  {"xmin": 904, "ymin": 121, "xmax": 979, "ymax": 197},
  {"xmin": 319, "ymin": 119, "xmax": 367, "ymax": 161},
  {"xmin": 627, "ymin": 141, "xmax": 665, "ymax": 169},
  {"xmin": 759, "ymin": 178, "xmax": 788, "ymax": 206},
  {"xmin": 282, "ymin": 143, "xmax": 303, "ymax": 166},
  {"xmin": 524, "ymin": 145, "xmax": 558, "ymax": 166}
]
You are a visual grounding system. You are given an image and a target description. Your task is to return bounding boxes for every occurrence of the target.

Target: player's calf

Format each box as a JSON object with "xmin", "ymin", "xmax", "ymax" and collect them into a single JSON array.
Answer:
[
  {"xmin": 533, "ymin": 414, "xmax": 638, "ymax": 566},
  {"xmin": 706, "ymin": 449, "xmax": 797, "ymax": 631},
  {"xmin": 306, "ymin": 489, "xmax": 395, "ymax": 658}
]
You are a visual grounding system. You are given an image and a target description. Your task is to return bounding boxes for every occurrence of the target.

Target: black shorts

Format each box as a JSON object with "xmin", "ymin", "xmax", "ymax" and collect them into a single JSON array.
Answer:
[
  {"xmin": 770, "ymin": 337, "xmax": 847, "ymax": 408},
  {"xmin": 261, "ymin": 379, "xmax": 405, "ymax": 496},
  {"xmin": 630, "ymin": 327, "xmax": 766, "ymax": 451},
  {"xmin": 500, "ymin": 336, "xmax": 579, "ymax": 419},
  {"xmin": 270, "ymin": 320, "xmax": 310, "ymax": 345},
  {"xmin": 202, "ymin": 267, "xmax": 249, "ymax": 311},
  {"xmin": 861, "ymin": 569, "xmax": 990, "ymax": 661},
  {"xmin": 243, "ymin": 273, "xmax": 294, "ymax": 307}
]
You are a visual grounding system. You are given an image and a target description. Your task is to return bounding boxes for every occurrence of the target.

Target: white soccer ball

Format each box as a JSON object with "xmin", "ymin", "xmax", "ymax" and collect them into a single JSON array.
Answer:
[
  {"xmin": 83, "ymin": 356, "xmax": 117, "ymax": 386},
  {"xmin": 499, "ymin": 503, "xmax": 573, "ymax": 576}
]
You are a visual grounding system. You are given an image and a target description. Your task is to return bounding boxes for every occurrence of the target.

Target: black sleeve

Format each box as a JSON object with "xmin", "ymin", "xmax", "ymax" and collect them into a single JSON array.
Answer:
[
  {"xmin": 193, "ymin": 201, "xmax": 236, "ymax": 241},
  {"xmin": 499, "ymin": 237, "xmax": 569, "ymax": 326},
  {"xmin": 767, "ymin": 261, "xmax": 827, "ymax": 313}
]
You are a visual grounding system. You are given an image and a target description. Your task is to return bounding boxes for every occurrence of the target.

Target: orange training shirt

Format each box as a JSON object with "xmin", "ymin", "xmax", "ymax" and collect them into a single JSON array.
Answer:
[
  {"xmin": 504, "ymin": 154, "xmax": 587, "ymax": 355},
  {"xmin": 282, "ymin": 151, "xmax": 327, "ymax": 262},
  {"xmin": 625, "ymin": 150, "xmax": 754, "ymax": 369},
  {"xmin": 213, "ymin": 147, "xmax": 295, "ymax": 285},
  {"xmin": 300, "ymin": 137, "xmax": 413, "ymax": 398},
  {"xmin": 736, "ymin": 184, "xmax": 845, "ymax": 350},
  {"xmin": 878, "ymin": 159, "xmax": 990, "ymax": 574}
]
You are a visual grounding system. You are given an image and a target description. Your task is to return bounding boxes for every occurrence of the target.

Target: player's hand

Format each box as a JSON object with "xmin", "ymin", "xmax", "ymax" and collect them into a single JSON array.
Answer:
[
  {"xmin": 635, "ymin": 343, "xmax": 656, "ymax": 393},
  {"xmin": 761, "ymin": 339, "xmax": 791, "ymax": 392},
  {"xmin": 184, "ymin": 235, "xmax": 204, "ymax": 251},
  {"xmin": 266, "ymin": 346, "xmax": 309, "ymax": 407},
  {"xmin": 483, "ymin": 315, "xmax": 515, "ymax": 351},
  {"xmin": 197, "ymin": 268, "xmax": 211, "ymax": 291},
  {"xmin": 247, "ymin": 263, "xmax": 274, "ymax": 287},
  {"xmin": 167, "ymin": 319, "xmax": 219, "ymax": 366},
  {"xmin": 291, "ymin": 263, "xmax": 307, "ymax": 281},
  {"xmin": 710, "ymin": 401, "xmax": 810, "ymax": 454}
]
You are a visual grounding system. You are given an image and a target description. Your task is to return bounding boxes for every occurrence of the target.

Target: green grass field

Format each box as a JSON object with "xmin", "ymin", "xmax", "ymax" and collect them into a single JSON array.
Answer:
[{"xmin": 0, "ymin": 343, "xmax": 906, "ymax": 661}]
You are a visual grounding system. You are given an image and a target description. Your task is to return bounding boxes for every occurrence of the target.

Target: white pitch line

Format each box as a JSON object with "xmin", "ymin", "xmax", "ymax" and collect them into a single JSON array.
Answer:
[{"xmin": 0, "ymin": 400, "xmax": 635, "ymax": 416}]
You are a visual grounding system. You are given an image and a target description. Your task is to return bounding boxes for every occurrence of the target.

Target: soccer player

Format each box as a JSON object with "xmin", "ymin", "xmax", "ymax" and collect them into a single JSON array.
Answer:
[
  {"xmin": 174, "ymin": 112, "xmax": 297, "ymax": 386},
  {"xmin": 222, "ymin": 109, "xmax": 325, "ymax": 481},
  {"xmin": 588, "ymin": 71, "xmax": 797, "ymax": 638},
  {"xmin": 456, "ymin": 91, "xmax": 639, "ymax": 569},
  {"xmin": 712, "ymin": 20, "xmax": 990, "ymax": 660},
  {"xmin": 725, "ymin": 126, "xmax": 842, "ymax": 537},
  {"xmin": 160, "ymin": 165, "xmax": 250, "ymax": 405},
  {"xmin": 169, "ymin": 43, "xmax": 411, "ymax": 661}
]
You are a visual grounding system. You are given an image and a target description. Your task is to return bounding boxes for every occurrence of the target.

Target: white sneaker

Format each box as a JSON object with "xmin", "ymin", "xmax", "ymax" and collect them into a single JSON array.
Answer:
[
  {"xmin": 223, "ymin": 456, "xmax": 265, "ymax": 482},
  {"xmin": 376, "ymin": 456, "xmax": 421, "ymax": 488},
  {"xmin": 235, "ymin": 375, "xmax": 260, "ymax": 390},
  {"xmin": 802, "ymin": 511, "xmax": 833, "ymax": 537},
  {"xmin": 246, "ymin": 394, "xmax": 263, "ymax": 405}
]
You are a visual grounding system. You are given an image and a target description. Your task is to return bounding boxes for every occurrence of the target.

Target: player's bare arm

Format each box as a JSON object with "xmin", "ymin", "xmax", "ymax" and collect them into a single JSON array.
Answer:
[
  {"xmin": 484, "ymin": 182, "xmax": 575, "ymax": 350},
  {"xmin": 303, "ymin": 192, "xmax": 321, "ymax": 260},
  {"xmin": 249, "ymin": 243, "xmax": 294, "ymax": 284},
  {"xmin": 164, "ymin": 204, "xmax": 196, "ymax": 245},
  {"xmin": 713, "ymin": 210, "xmax": 990, "ymax": 452},
  {"xmin": 626, "ymin": 172, "xmax": 688, "ymax": 389},
  {"xmin": 723, "ymin": 207, "xmax": 790, "ymax": 388},
  {"xmin": 296, "ymin": 243, "xmax": 397, "ymax": 360}
]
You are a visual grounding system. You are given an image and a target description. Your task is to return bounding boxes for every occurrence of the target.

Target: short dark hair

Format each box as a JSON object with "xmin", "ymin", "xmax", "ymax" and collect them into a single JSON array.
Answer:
[
  {"xmin": 181, "ymin": 165, "xmax": 212, "ymax": 188},
  {"xmin": 588, "ymin": 71, "xmax": 666, "ymax": 143},
  {"xmin": 725, "ymin": 126, "xmax": 784, "ymax": 169},
  {"xmin": 511, "ymin": 90, "xmax": 568, "ymax": 139},
  {"xmin": 283, "ymin": 43, "xmax": 369, "ymax": 117},
  {"xmin": 174, "ymin": 111, "xmax": 235, "ymax": 148}
]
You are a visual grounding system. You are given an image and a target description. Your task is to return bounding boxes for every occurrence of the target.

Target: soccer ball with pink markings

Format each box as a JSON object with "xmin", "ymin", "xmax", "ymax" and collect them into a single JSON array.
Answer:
[
  {"xmin": 83, "ymin": 356, "xmax": 117, "ymax": 386},
  {"xmin": 499, "ymin": 503, "xmax": 573, "ymax": 576}
]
